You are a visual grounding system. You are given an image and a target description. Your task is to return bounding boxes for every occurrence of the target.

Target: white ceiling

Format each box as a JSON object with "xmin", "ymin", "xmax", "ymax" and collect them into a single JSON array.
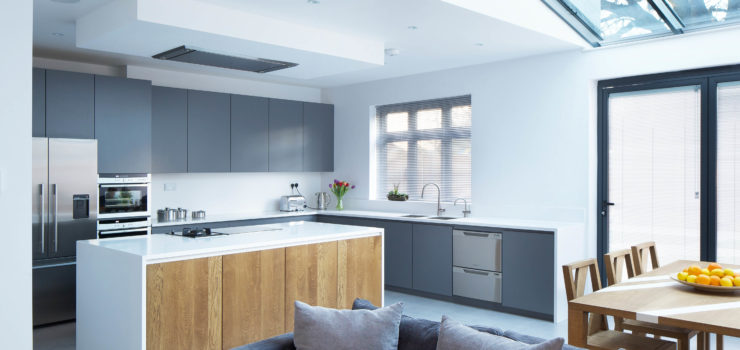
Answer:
[{"xmin": 33, "ymin": 0, "xmax": 585, "ymax": 87}]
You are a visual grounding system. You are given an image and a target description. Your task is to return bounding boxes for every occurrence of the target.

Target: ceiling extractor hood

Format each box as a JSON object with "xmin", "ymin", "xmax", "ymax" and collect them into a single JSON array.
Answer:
[{"xmin": 152, "ymin": 46, "xmax": 298, "ymax": 73}]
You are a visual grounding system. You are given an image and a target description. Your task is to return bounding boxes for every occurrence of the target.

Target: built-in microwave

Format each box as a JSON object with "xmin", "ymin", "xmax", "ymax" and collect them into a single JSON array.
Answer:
[{"xmin": 98, "ymin": 174, "xmax": 151, "ymax": 219}]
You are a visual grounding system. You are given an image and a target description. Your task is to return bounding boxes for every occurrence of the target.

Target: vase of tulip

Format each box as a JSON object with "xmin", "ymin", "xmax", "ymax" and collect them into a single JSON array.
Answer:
[{"xmin": 330, "ymin": 179, "xmax": 355, "ymax": 211}]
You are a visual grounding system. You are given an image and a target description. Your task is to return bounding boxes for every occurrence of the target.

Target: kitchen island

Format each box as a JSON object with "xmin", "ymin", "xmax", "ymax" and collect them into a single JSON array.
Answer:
[{"xmin": 76, "ymin": 221, "xmax": 383, "ymax": 350}]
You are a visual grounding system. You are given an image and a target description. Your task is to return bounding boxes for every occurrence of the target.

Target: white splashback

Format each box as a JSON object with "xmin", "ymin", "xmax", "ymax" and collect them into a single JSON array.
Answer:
[{"xmin": 151, "ymin": 172, "xmax": 324, "ymax": 214}]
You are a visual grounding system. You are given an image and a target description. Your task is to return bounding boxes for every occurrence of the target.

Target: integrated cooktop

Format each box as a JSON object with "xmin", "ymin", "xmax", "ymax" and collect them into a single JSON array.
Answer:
[{"xmin": 166, "ymin": 227, "xmax": 228, "ymax": 238}]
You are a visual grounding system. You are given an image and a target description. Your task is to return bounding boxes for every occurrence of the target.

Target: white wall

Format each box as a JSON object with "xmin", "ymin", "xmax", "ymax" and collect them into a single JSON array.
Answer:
[
  {"xmin": 0, "ymin": 2, "xmax": 33, "ymax": 349},
  {"xmin": 323, "ymin": 27, "xmax": 740, "ymax": 260},
  {"xmin": 33, "ymin": 58, "xmax": 327, "ymax": 215}
]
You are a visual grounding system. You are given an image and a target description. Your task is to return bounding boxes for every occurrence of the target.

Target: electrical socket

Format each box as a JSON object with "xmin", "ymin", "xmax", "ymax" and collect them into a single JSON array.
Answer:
[{"xmin": 163, "ymin": 183, "xmax": 177, "ymax": 191}]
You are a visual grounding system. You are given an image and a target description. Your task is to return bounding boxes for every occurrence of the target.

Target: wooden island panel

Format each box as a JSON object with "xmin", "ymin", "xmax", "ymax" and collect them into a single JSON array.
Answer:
[
  {"xmin": 146, "ymin": 256, "xmax": 222, "ymax": 350},
  {"xmin": 222, "ymin": 248, "xmax": 286, "ymax": 350},
  {"xmin": 284, "ymin": 241, "xmax": 339, "ymax": 332},
  {"xmin": 338, "ymin": 236, "xmax": 383, "ymax": 309}
]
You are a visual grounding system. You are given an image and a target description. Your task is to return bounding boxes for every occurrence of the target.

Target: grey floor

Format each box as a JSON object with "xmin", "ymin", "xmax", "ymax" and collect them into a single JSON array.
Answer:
[{"xmin": 33, "ymin": 290, "xmax": 739, "ymax": 349}]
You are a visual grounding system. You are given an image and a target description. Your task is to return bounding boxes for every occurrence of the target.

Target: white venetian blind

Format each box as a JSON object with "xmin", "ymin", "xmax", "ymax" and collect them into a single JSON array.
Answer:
[
  {"xmin": 717, "ymin": 81, "xmax": 740, "ymax": 264},
  {"xmin": 375, "ymin": 95, "xmax": 471, "ymax": 202}
]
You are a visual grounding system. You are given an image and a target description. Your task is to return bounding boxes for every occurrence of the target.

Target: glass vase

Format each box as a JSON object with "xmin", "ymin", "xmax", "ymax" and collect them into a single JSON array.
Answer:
[{"xmin": 336, "ymin": 198, "xmax": 344, "ymax": 211}]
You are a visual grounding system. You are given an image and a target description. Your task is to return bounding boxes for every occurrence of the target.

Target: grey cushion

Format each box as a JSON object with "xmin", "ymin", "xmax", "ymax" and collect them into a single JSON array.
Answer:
[
  {"xmin": 231, "ymin": 333, "xmax": 296, "ymax": 350},
  {"xmin": 436, "ymin": 316, "xmax": 565, "ymax": 350},
  {"xmin": 293, "ymin": 300, "xmax": 403, "ymax": 350}
]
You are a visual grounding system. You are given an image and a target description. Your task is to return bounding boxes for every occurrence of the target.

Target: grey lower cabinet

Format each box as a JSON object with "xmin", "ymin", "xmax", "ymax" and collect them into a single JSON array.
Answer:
[
  {"xmin": 502, "ymin": 230, "xmax": 554, "ymax": 316},
  {"xmin": 45, "ymin": 69, "xmax": 95, "ymax": 139},
  {"xmin": 151, "ymin": 86, "xmax": 188, "ymax": 173},
  {"xmin": 231, "ymin": 95, "xmax": 269, "ymax": 172},
  {"xmin": 412, "ymin": 224, "xmax": 453, "ymax": 296},
  {"xmin": 302, "ymin": 102, "xmax": 334, "ymax": 172},
  {"xmin": 95, "ymin": 75, "xmax": 152, "ymax": 174},
  {"xmin": 268, "ymin": 99, "xmax": 303, "ymax": 172},
  {"xmin": 33, "ymin": 68, "xmax": 45, "ymax": 137},
  {"xmin": 383, "ymin": 221, "xmax": 413, "ymax": 289},
  {"xmin": 187, "ymin": 90, "xmax": 231, "ymax": 172}
]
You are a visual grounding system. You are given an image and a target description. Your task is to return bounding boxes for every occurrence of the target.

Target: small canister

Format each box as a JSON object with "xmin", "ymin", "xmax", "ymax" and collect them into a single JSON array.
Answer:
[
  {"xmin": 192, "ymin": 210, "xmax": 206, "ymax": 219},
  {"xmin": 177, "ymin": 208, "xmax": 188, "ymax": 220}
]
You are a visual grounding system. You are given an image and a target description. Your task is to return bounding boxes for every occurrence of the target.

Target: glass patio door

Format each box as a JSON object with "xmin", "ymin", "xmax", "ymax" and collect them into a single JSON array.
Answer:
[
  {"xmin": 605, "ymin": 85, "xmax": 702, "ymax": 264},
  {"xmin": 716, "ymin": 81, "xmax": 740, "ymax": 264}
]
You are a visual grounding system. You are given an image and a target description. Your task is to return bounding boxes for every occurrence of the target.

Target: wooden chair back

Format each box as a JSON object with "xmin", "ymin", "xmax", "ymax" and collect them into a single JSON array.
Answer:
[
  {"xmin": 604, "ymin": 249, "xmax": 635, "ymax": 286},
  {"xmin": 631, "ymin": 242, "xmax": 659, "ymax": 275},
  {"xmin": 562, "ymin": 258, "xmax": 602, "ymax": 301}
]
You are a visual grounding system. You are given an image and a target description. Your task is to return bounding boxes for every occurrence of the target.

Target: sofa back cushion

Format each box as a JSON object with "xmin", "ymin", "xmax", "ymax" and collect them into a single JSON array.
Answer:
[
  {"xmin": 436, "ymin": 316, "xmax": 564, "ymax": 350},
  {"xmin": 293, "ymin": 300, "xmax": 403, "ymax": 350}
]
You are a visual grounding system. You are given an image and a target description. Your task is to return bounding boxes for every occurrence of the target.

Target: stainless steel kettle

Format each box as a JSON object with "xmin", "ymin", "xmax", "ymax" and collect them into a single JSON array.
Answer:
[{"xmin": 316, "ymin": 192, "xmax": 331, "ymax": 210}]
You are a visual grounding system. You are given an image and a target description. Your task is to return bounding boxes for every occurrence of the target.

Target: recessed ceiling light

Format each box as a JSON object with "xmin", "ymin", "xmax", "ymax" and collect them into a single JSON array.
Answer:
[
  {"xmin": 474, "ymin": 42, "xmax": 484, "ymax": 46},
  {"xmin": 307, "ymin": 0, "xmax": 320, "ymax": 4},
  {"xmin": 407, "ymin": 26, "xmax": 418, "ymax": 30},
  {"xmin": 51, "ymin": 32, "xmax": 65, "ymax": 37},
  {"xmin": 50, "ymin": 0, "xmax": 80, "ymax": 3},
  {"xmin": 385, "ymin": 48, "xmax": 401, "ymax": 57}
]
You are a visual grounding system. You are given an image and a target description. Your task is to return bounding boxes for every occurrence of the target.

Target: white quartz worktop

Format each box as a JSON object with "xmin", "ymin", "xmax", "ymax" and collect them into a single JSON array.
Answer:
[
  {"xmin": 79, "ymin": 221, "xmax": 382, "ymax": 264},
  {"xmin": 152, "ymin": 208, "xmax": 581, "ymax": 233}
]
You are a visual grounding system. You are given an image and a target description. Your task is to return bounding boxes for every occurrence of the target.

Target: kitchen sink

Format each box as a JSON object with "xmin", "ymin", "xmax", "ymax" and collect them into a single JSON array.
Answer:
[
  {"xmin": 429, "ymin": 216, "xmax": 458, "ymax": 220},
  {"xmin": 401, "ymin": 214, "xmax": 428, "ymax": 218}
]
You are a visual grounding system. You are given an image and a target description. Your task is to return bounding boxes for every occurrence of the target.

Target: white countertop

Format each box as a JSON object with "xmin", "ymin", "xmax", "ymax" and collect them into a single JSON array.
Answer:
[
  {"xmin": 152, "ymin": 209, "xmax": 581, "ymax": 233},
  {"xmin": 80, "ymin": 221, "xmax": 382, "ymax": 263}
]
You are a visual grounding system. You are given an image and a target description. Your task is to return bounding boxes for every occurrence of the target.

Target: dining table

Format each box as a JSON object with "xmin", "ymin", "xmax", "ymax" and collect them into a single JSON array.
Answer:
[{"xmin": 568, "ymin": 260, "xmax": 740, "ymax": 349}]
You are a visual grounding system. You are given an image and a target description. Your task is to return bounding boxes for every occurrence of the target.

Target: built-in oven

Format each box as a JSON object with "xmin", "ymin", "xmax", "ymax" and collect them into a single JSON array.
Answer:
[
  {"xmin": 98, "ymin": 174, "xmax": 151, "ymax": 219},
  {"xmin": 97, "ymin": 217, "xmax": 151, "ymax": 239}
]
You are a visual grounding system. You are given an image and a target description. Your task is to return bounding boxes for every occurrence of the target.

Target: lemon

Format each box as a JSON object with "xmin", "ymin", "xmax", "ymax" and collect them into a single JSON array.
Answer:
[
  {"xmin": 720, "ymin": 277, "xmax": 734, "ymax": 287},
  {"xmin": 687, "ymin": 275, "xmax": 698, "ymax": 283},
  {"xmin": 677, "ymin": 272, "xmax": 689, "ymax": 281},
  {"xmin": 724, "ymin": 268, "xmax": 735, "ymax": 277},
  {"xmin": 702, "ymin": 268, "xmax": 711, "ymax": 275},
  {"xmin": 734, "ymin": 276, "xmax": 740, "ymax": 287},
  {"xmin": 711, "ymin": 268, "xmax": 725, "ymax": 277}
]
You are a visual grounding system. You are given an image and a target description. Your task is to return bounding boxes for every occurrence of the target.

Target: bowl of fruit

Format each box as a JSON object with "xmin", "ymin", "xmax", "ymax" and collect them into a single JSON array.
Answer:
[{"xmin": 672, "ymin": 263, "xmax": 740, "ymax": 293}]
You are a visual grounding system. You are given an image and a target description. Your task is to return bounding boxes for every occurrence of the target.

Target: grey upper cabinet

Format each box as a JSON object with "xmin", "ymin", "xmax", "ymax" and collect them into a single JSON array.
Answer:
[
  {"xmin": 187, "ymin": 90, "xmax": 231, "ymax": 172},
  {"xmin": 46, "ymin": 70, "xmax": 95, "ymax": 139},
  {"xmin": 151, "ymin": 86, "xmax": 188, "ymax": 173},
  {"xmin": 502, "ymin": 230, "xmax": 554, "ymax": 316},
  {"xmin": 303, "ymin": 102, "xmax": 334, "ymax": 172},
  {"xmin": 413, "ymin": 224, "xmax": 453, "ymax": 296},
  {"xmin": 95, "ymin": 75, "xmax": 152, "ymax": 174},
  {"xmin": 33, "ymin": 68, "xmax": 46, "ymax": 137},
  {"xmin": 231, "ymin": 95, "xmax": 269, "ymax": 172},
  {"xmin": 268, "ymin": 99, "xmax": 303, "ymax": 172}
]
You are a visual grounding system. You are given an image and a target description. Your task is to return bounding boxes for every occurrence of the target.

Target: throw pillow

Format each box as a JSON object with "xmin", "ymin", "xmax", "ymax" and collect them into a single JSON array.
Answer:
[
  {"xmin": 293, "ymin": 300, "xmax": 403, "ymax": 350},
  {"xmin": 436, "ymin": 316, "xmax": 564, "ymax": 350}
]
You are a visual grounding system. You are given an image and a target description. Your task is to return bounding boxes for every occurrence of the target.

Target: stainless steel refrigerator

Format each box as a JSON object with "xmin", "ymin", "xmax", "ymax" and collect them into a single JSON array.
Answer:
[{"xmin": 32, "ymin": 138, "xmax": 98, "ymax": 326}]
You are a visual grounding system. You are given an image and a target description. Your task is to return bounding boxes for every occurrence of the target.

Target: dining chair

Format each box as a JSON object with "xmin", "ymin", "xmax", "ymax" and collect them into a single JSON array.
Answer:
[
  {"xmin": 631, "ymin": 242, "xmax": 660, "ymax": 275},
  {"xmin": 604, "ymin": 249, "xmax": 699, "ymax": 350},
  {"xmin": 563, "ymin": 258, "xmax": 676, "ymax": 350}
]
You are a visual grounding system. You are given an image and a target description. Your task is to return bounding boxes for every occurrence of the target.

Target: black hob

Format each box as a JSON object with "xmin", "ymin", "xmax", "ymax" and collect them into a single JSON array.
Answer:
[{"xmin": 166, "ymin": 227, "xmax": 228, "ymax": 238}]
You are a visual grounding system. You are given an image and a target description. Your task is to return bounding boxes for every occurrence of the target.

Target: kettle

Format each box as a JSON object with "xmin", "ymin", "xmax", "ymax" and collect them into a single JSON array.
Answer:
[{"xmin": 316, "ymin": 192, "xmax": 331, "ymax": 210}]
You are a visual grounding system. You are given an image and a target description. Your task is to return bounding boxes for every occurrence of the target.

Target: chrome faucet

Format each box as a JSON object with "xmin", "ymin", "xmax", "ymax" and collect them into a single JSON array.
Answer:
[
  {"xmin": 422, "ymin": 183, "xmax": 445, "ymax": 217},
  {"xmin": 454, "ymin": 198, "xmax": 471, "ymax": 218}
]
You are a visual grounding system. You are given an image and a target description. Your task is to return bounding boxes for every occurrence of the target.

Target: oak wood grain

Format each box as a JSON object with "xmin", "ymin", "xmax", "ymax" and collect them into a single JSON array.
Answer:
[
  {"xmin": 222, "ymin": 248, "xmax": 286, "ymax": 350},
  {"xmin": 284, "ymin": 241, "xmax": 338, "ymax": 332},
  {"xmin": 337, "ymin": 236, "xmax": 383, "ymax": 309}
]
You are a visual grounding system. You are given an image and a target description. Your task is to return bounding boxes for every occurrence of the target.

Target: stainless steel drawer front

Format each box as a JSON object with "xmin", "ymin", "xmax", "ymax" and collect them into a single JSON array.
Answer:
[
  {"xmin": 453, "ymin": 267, "xmax": 502, "ymax": 303},
  {"xmin": 453, "ymin": 230, "xmax": 502, "ymax": 271}
]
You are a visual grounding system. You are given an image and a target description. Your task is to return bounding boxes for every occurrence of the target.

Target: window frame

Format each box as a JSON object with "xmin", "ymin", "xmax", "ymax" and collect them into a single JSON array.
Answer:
[{"xmin": 375, "ymin": 96, "xmax": 472, "ymax": 203}]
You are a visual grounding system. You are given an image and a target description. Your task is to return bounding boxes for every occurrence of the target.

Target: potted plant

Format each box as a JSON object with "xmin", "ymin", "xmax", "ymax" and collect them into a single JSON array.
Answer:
[
  {"xmin": 387, "ymin": 184, "xmax": 409, "ymax": 201},
  {"xmin": 329, "ymin": 179, "xmax": 355, "ymax": 210}
]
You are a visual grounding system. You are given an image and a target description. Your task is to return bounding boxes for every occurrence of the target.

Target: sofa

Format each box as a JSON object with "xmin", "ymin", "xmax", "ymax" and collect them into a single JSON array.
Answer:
[{"xmin": 233, "ymin": 299, "xmax": 585, "ymax": 350}]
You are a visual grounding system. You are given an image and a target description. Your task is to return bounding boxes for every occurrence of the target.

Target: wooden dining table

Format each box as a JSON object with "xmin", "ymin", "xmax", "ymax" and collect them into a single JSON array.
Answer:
[{"xmin": 568, "ymin": 260, "xmax": 740, "ymax": 349}]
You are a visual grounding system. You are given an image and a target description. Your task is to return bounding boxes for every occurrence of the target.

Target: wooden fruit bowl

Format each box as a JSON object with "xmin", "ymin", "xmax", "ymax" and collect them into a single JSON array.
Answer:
[{"xmin": 670, "ymin": 276, "xmax": 740, "ymax": 293}]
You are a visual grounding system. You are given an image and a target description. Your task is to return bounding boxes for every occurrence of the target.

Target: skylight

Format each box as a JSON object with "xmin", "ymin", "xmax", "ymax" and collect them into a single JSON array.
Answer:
[{"xmin": 543, "ymin": 0, "xmax": 740, "ymax": 46}]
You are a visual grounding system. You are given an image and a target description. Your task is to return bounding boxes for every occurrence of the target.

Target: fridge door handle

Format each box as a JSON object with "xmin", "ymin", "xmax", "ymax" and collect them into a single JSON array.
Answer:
[
  {"xmin": 40, "ymin": 183, "xmax": 45, "ymax": 254},
  {"xmin": 52, "ymin": 183, "xmax": 58, "ymax": 253}
]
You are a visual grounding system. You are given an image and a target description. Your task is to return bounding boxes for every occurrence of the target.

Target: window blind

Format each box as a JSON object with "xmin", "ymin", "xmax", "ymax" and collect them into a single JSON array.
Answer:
[{"xmin": 375, "ymin": 95, "xmax": 471, "ymax": 202}]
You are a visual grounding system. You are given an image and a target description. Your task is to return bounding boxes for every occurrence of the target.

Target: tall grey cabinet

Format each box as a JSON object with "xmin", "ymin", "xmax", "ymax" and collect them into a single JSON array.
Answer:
[
  {"xmin": 231, "ymin": 95, "xmax": 269, "ymax": 172},
  {"xmin": 268, "ymin": 99, "xmax": 303, "ymax": 172},
  {"xmin": 95, "ymin": 75, "xmax": 152, "ymax": 174},
  {"xmin": 33, "ymin": 68, "xmax": 45, "ymax": 137},
  {"xmin": 46, "ymin": 70, "xmax": 95, "ymax": 139},
  {"xmin": 151, "ymin": 86, "xmax": 188, "ymax": 173},
  {"xmin": 187, "ymin": 90, "xmax": 231, "ymax": 172},
  {"xmin": 303, "ymin": 102, "xmax": 334, "ymax": 172}
]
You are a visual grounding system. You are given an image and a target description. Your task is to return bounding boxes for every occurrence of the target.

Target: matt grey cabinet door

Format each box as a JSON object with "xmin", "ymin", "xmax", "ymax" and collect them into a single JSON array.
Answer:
[
  {"xmin": 268, "ymin": 99, "xmax": 303, "ymax": 172},
  {"xmin": 33, "ymin": 68, "xmax": 45, "ymax": 137},
  {"xmin": 303, "ymin": 102, "xmax": 334, "ymax": 172},
  {"xmin": 188, "ymin": 90, "xmax": 231, "ymax": 172},
  {"xmin": 502, "ymin": 230, "xmax": 554, "ymax": 316},
  {"xmin": 385, "ymin": 221, "xmax": 413, "ymax": 289},
  {"xmin": 46, "ymin": 70, "xmax": 94, "ymax": 139},
  {"xmin": 231, "ymin": 95, "xmax": 269, "ymax": 172},
  {"xmin": 413, "ymin": 224, "xmax": 452, "ymax": 295},
  {"xmin": 151, "ymin": 86, "xmax": 188, "ymax": 173},
  {"xmin": 95, "ymin": 75, "xmax": 152, "ymax": 174}
]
